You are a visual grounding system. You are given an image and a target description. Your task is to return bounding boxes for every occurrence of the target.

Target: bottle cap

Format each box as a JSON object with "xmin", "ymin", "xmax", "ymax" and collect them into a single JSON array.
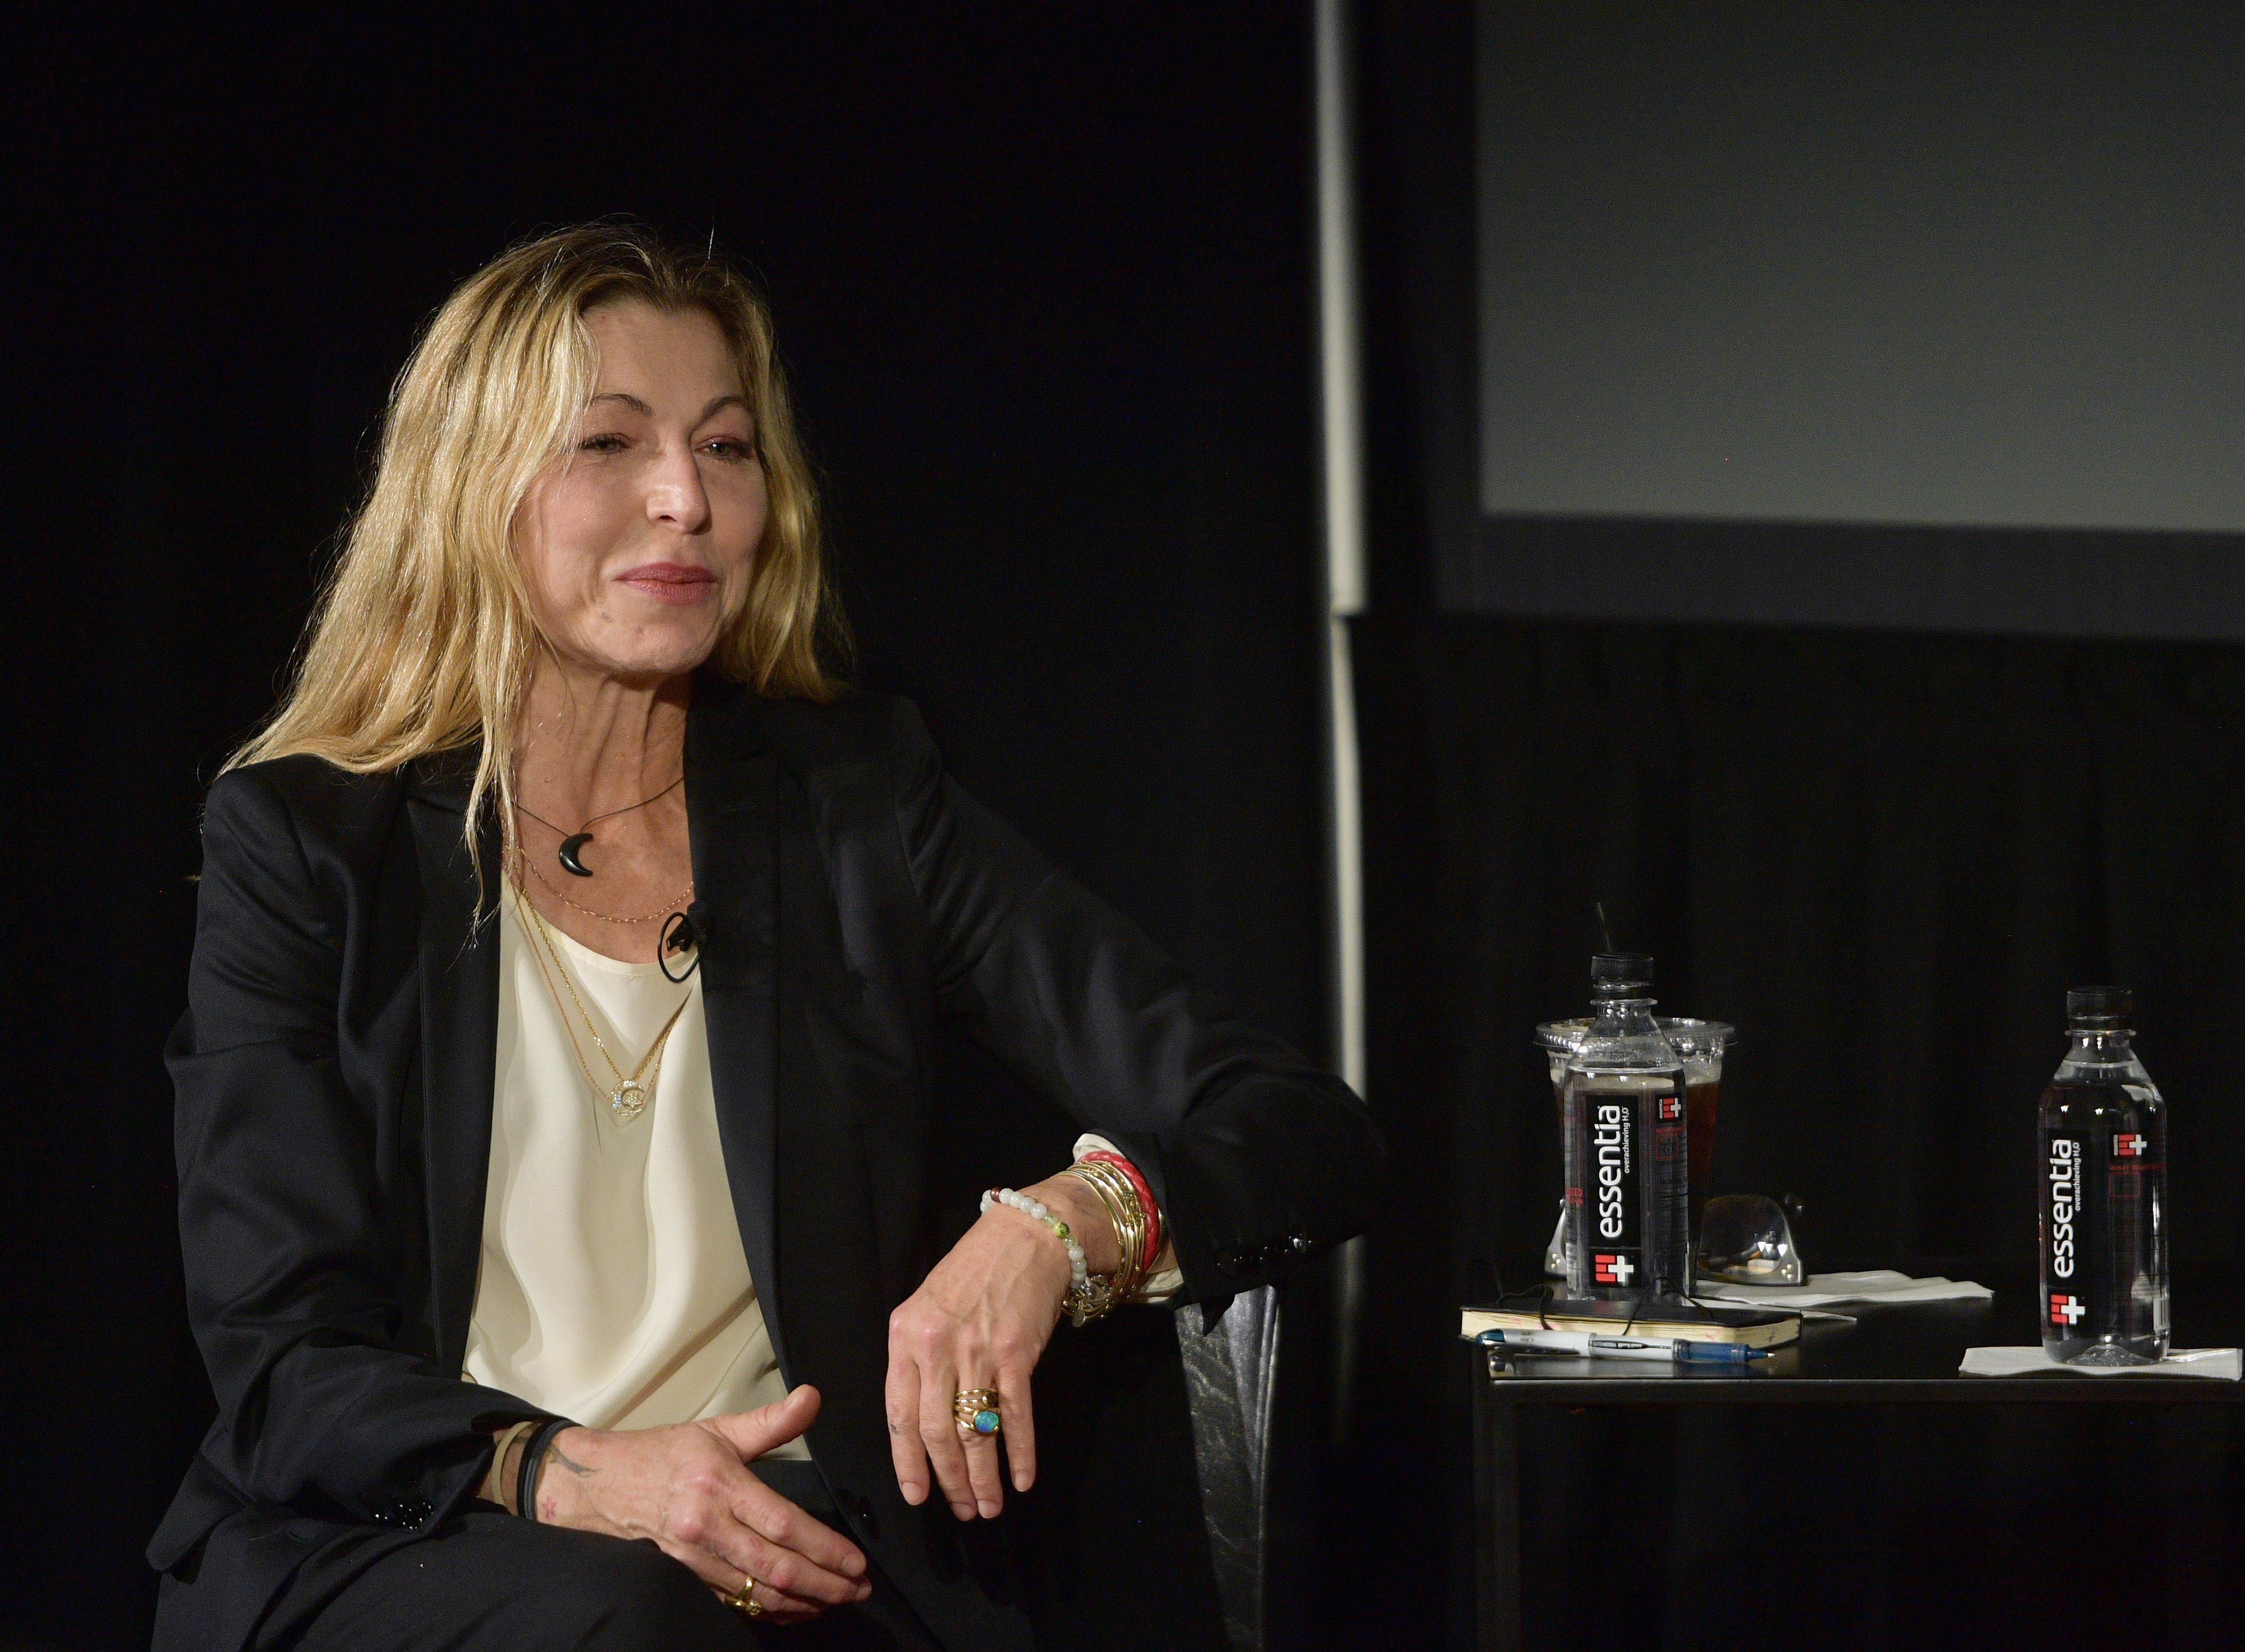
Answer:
[
  {"xmin": 2066, "ymin": 986, "xmax": 2132, "ymax": 1030},
  {"xmin": 1590, "ymin": 953, "xmax": 1655, "ymax": 998}
]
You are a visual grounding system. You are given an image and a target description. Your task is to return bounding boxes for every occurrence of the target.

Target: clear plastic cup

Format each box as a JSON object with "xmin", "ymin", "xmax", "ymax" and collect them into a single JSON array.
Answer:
[{"xmin": 1535, "ymin": 1017, "xmax": 1735, "ymax": 1276}]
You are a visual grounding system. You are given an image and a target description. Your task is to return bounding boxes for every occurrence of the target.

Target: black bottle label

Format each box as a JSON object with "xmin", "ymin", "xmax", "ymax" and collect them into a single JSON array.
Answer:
[
  {"xmin": 2043, "ymin": 1132, "xmax": 2087, "ymax": 1329},
  {"xmin": 1587, "ymin": 1093, "xmax": 1640, "ymax": 1287},
  {"xmin": 2037, "ymin": 1074, "xmax": 2168, "ymax": 1361}
]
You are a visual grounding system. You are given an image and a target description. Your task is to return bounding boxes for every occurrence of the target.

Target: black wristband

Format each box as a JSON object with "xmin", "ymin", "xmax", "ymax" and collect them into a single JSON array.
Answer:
[{"xmin": 516, "ymin": 1417, "xmax": 576, "ymax": 1522}]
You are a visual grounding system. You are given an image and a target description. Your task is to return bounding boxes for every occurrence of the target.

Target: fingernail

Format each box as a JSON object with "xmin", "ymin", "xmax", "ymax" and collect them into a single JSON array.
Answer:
[
  {"xmin": 901, "ymin": 1484, "xmax": 924, "ymax": 1505},
  {"xmin": 978, "ymin": 1500, "xmax": 999, "ymax": 1519}
]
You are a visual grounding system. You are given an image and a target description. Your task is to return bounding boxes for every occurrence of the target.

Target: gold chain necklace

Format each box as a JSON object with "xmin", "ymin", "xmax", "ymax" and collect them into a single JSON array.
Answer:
[
  {"xmin": 521, "ymin": 847, "xmax": 695, "ymax": 926},
  {"xmin": 510, "ymin": 882, "xmax": 694, "ymax": 1126}
]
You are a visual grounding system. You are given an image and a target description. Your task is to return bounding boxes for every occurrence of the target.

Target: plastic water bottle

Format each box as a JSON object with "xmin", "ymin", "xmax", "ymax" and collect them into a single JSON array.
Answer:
[
  {"xmin": 2037, "ymin": 986, "xmax": 2169, "ymax": 1365},
  {"xmin": 1563, "ymin": 953, "xmax": 1690, "ymax": 1302}
]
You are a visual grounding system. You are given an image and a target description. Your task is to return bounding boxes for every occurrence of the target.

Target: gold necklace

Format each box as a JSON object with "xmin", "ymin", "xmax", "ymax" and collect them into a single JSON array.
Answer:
[
  {"xmin": 510, "ymin": 882, "xmax": 694, "ymax": 1126},
  {"xmin": 521, "ymin": 848, "xmax": 695, "ymax": 925}
]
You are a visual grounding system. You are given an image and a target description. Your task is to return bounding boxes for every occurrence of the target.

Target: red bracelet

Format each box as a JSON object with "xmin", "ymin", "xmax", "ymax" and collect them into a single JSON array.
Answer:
[{"xmin": 1081, "ymin": 1151, "xmax": 1162, "ymax": 1272}]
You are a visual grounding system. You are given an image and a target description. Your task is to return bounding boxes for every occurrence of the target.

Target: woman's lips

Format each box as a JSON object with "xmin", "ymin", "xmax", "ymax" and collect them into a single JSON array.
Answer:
[{"xmin": 615, "ymin": 563, "xmax": 718, "ymax": 605}]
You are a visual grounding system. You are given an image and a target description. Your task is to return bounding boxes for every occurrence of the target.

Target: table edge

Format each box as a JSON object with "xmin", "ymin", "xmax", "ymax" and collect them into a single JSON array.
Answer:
[{"xmin": 1476, "ymin": 1375, "xmax": 2245, "ymax": 1404}]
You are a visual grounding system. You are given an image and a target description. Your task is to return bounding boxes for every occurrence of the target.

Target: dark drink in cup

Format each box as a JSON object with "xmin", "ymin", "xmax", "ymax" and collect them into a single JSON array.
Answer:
[{"xmin": 1685, "ymin": 1078, "xmax": 1719, "ymax": 1189}]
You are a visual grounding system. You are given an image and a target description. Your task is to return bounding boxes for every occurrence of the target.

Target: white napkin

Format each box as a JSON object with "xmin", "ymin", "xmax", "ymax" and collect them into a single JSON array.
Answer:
[
  {"xmin": 1960, "ymin": 1346, "xmax": 2241, "ymax": 1380},
  {"xmin": 1692, "ymin": 1269, "xmax": 1993, "ymax": 1310}
]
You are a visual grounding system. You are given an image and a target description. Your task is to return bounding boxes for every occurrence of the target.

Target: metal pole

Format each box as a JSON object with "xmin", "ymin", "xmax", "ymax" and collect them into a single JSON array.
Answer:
[{"xmin": 1314, "ymin": 0, "xmax": 1368, "ymax": 1444}]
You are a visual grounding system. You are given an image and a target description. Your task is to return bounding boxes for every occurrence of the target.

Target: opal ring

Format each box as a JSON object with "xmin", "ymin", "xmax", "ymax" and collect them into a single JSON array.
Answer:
[
  {"xmin": 954, "ymin": 1388, "xmax": 1002, "ymax": 1438},
  {"xmin": 729, "ymin": 1574, "xmax": 764, "ymax": 1617}
]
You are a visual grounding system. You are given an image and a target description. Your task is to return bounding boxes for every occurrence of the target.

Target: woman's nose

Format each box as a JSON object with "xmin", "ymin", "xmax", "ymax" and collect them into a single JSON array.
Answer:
[{"xmin": 643, "ymin": 444, "xmax": 711, "ymax": 531}]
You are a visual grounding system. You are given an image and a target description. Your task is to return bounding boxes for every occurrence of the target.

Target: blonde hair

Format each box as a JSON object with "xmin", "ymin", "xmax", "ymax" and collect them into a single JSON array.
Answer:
[{"xmin": 231, "ymin": 222, "xmax": 847, "ymax": 855}]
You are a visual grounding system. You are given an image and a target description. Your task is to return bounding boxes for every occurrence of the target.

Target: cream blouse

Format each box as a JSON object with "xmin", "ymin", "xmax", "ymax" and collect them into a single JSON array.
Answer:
[
  {"xmin": 463, "ymin": 887, "xmax": 808, "ymax": 1457},
  {"xmin": 463, "ymin": 886, "xmax": 1179, "ymax": 1451}
]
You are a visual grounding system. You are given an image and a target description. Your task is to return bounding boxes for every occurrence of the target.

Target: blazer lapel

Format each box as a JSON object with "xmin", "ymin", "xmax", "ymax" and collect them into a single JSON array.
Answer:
[
  {"xmin": 405, "ymin": 750, "xmax": 502, "ymax": 1374},
  {"xmin": 686, "ymin": 686, "xmax": 789, "ymax": 1377}
]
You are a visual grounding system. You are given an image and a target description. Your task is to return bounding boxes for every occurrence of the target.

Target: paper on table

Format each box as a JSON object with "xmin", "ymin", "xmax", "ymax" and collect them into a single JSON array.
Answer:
[
  {"xmin": 1961, "ymin": 1346, "xmax": 2241, "ymax": 1380},
  {"xmin": 1691, "ymin": 1270, "xmax": 1993, "ymax": 1311}
]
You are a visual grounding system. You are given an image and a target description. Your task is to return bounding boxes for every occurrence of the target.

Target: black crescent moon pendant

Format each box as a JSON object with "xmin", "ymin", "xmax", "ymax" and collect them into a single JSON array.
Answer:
[{"xmin": 557, "ymin": 833, "xmax": 596, "ymax": 877}]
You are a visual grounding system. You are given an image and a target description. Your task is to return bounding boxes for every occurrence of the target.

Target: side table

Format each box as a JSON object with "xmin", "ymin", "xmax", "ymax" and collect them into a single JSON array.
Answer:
[{"xmin": 1470, "ymin": 1284, "xmax": 2245, "ymax": 1652}]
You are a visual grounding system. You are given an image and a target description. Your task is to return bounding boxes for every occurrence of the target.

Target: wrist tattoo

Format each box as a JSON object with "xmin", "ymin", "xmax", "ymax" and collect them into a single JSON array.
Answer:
[{"xmin": 547, "ymin": 1443, "xmax": 598, "ymax": 1480}]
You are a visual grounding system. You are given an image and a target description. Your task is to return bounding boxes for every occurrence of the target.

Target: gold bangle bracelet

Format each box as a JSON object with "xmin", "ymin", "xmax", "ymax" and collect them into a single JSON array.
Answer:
[
  {"xmin": 1065, "ymin": 1164, "xmax": 1133, "ymax": 1293},
  {"xmin": 1089, "ymin": 1159, "xmax": 1151, "ymax": 1298},
  {"xmin": 1066, "ymin": 1161, "xmax": 1147, "ymax": 1302},
  {"xmin": 1075, "ymin": 1156, "xmax": 1145, "ymax": 1254}
]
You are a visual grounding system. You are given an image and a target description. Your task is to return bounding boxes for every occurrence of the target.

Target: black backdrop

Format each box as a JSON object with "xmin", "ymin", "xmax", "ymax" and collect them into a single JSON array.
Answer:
[{"xmin": 13, "ymin": 9, "xmax": 1339, "ymax": 1649}]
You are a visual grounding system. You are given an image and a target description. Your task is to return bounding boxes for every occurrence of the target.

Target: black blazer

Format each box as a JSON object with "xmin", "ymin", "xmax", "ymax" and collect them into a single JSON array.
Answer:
[{"xmin": 151, "ymin": 680, "xmax": 1380, "ymax": 1650}]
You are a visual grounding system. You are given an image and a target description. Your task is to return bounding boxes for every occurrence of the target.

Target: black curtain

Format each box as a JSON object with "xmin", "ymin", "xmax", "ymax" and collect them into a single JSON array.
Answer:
[
  {"xmin": 1342, "ymin": 605, "xmax": 2245, "ymax": 1647},
  {"xmin": 1360, "ymin": 608, "xmax": 2245, "ymax": 1276}
]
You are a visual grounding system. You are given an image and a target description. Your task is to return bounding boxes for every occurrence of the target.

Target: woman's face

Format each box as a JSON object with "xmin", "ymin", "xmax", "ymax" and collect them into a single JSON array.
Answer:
[{"xmin": 514, "ymin": 300, "xmax": 766, "ymax": 682}]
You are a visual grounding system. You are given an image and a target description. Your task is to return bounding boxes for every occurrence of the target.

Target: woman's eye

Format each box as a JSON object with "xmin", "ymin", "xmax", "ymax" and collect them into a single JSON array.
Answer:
[
  {"xmin": 579, "ymin": 433, "xmax": 629, "ymax": 453},
  {"xmin": 702, "ymin": 437, "xmax": 755, "ymax": 460}
]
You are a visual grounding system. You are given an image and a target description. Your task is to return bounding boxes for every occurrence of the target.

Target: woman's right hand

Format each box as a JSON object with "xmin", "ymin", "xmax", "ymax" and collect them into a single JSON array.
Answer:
[{"xmin": 533, "ymin": 1384, "xmax": 872, "ymax": 1622}]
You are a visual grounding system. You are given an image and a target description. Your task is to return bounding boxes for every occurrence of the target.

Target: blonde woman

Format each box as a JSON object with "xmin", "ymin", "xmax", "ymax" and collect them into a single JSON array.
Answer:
[{"xmin": 149, "ymin": 224, "xmax": 1379, "ymax": 1652}]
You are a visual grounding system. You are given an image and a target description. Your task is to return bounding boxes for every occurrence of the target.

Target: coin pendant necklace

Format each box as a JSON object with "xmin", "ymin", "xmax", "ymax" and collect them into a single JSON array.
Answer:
[{"xmin": 511, "ymin": 882, "xmax": 693, "ymax": 1126}]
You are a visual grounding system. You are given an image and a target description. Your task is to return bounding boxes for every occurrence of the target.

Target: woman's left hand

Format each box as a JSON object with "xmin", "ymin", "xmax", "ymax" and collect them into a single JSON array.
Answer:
[{"xmin": 885, "ymin": 1173, "xmax": 1119, "ymax": 1520}]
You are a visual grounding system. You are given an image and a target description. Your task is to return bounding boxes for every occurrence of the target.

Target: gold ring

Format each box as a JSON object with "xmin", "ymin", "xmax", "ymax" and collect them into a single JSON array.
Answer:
[
  {"xmin": 728, "ymin": 1574, "xmax": 764, "ymax": 1617},
  {"xmin": 954, "ymin": 1388, "xmax": 1002, "ymax": 1438}
]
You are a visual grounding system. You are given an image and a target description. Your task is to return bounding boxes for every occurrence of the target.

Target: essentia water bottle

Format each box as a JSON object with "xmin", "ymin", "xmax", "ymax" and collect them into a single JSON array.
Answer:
[
  {"xmin": 2037, "ymin": 986, "xmax": 2169, "ymax": 1365},
  {"xmin": 1563, "ymin": 953, "xmax": 1691, "ymax": 1303}
]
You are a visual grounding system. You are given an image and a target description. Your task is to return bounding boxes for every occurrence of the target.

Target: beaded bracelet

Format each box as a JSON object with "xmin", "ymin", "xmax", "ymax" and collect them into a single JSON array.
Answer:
[
  {"xmin": 982, "ymin": 1187, "xmax": 1125, "ymax": 1325},
  {"xmin": 982, "ymin": 1188, "xmax": 1091, "ymax": 1294}
]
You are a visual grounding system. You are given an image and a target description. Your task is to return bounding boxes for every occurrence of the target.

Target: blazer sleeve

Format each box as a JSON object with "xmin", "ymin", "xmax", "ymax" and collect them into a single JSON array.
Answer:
[
  {"xmin": 886, "ymin": 701, "xmax": 1383, "ymax": 1300},
  {"xmin": 168, "ymin": 768, "xmax": 548, "ymax": 1533}
]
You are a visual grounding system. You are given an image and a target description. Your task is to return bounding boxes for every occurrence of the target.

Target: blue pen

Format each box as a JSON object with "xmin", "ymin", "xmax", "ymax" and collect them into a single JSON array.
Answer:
[{"xmin": 1477, "ymin": 1328, "xmax": 1766, "ymax": 1364}]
